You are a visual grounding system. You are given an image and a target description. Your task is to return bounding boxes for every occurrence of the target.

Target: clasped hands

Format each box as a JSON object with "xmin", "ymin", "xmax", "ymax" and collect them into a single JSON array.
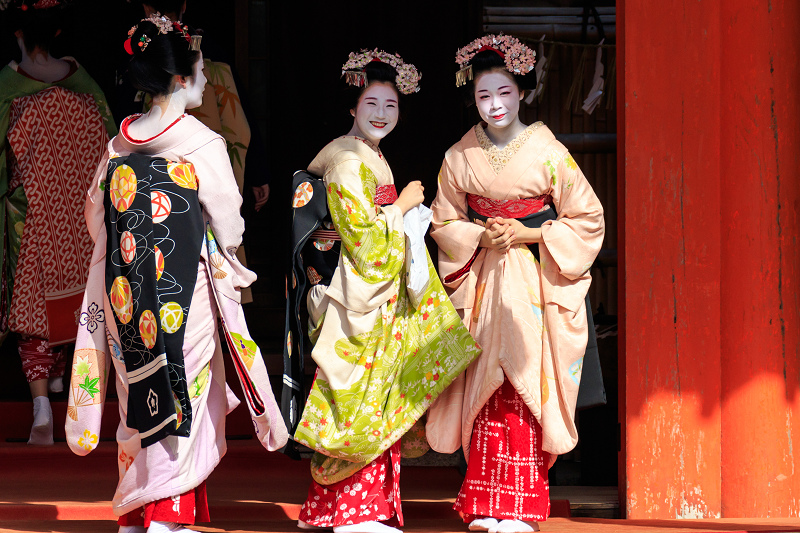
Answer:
[{"xmin": 477, "ymin": 217, "xmax": 542, "ymax": 254}]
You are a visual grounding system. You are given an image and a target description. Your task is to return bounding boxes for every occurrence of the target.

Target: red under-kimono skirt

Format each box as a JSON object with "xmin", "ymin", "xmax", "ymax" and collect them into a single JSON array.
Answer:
[
  {"xmin": 299, "ymin": 442, "xmax": 403, "ymax": 528},
  {"xmin": 454, "ymin": 378, "xmax": 551, "ymax": 522}
]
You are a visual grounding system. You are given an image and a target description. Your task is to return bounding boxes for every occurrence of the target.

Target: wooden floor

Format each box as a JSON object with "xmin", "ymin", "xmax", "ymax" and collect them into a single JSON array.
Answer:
[
  {"xmin": 1, "ymin": 441, "xmax": 799, "ymax": 533},
  {"xmin": 2, "ymin": 516, "xmax": 799, "ymax": 533}
]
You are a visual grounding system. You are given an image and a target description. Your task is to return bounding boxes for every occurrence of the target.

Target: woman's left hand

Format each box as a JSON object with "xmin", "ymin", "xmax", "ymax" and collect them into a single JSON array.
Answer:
[{"xmin": 493, "ymin": 217, "xmax": 543, "ymax": 251}]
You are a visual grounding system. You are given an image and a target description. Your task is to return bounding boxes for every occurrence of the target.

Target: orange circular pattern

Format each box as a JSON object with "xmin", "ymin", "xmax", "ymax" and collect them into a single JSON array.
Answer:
[
  {"xmin": 167, "ymin": 162, "xmax": 198, "ymax": 190},
  {"xmin": 139, "ymin": 310, "xmax": 157, "ymax": 349},
  {"xmin": 313, "ymin": 239, "xmax": 334, "ymax": 252},
  {"xmin": 173, "ymin": 392, "xmax": 183, "ymax": 427},
  {"xmin": 110, "ymin": 165, "xmax": 137, "ymax": 212},
  {"xmin": 154, "ymin": 246, "xmax": 165, "ymax": 280},
  {"xmin": 110, "ymin": 276, "xmax": 133, "ymax": 324},
  {"xmin": 292, "ymin": 182, "xmax": 314, "ymax": 208},
  {"xmin": 150, "ymin": 191, "xmax": 172, "ymax": 223},
  {"xmin": 120, "ymin": 231, "xmax": 136, "ymax": 264}
]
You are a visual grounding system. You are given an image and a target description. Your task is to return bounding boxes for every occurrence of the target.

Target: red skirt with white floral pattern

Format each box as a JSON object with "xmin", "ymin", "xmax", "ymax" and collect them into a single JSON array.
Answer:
[{"xmin": 299, "ymin": 442, "xmax": 403, "ymax": 527}]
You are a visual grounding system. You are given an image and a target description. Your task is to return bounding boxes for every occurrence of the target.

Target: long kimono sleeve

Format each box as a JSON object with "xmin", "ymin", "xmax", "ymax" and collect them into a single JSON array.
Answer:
[
  {"xmin": 66, "ymin": 152, "xmax": 112, "ymax": 456},
  {"xmin": 430, "ymin": 155, "xmax": 484, "ymax": 309},
  {"xmin": 540, "ymin": 152, "xmax": 605, "ymax": 312},
  {"xmin": 322, "ymin": 154, "xmax": 405, "ymax": 313},
  {"xmin": 186, "ymin": 137, "xmax": 256, "ymax": 290}
]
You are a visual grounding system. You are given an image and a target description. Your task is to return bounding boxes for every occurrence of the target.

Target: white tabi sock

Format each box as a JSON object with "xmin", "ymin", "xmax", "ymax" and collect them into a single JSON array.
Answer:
[
  {"xmin": 333, "ymin": 521, "xmax": 402, "ymax": 533},
  {"xmin": 298, "ymin": 519, "xmax": 332, "ymax": 530},
  {"xmin": 119, "ymin": 526, "xmax": 146, "ymax": 533},
  {"xmin": 488, "ymin": 519, "xmax": 539, "ymax": 533},
  {"xmin": 28, "ymin": 396, "xmax": 53, "ymax": 445},
  {"xmin": 469, "ymin": 517, "xmax": 499, "ymax": 531},
  {"xmin": 146, "ymin": 521, "xmax": 191, "ymax": 533}
]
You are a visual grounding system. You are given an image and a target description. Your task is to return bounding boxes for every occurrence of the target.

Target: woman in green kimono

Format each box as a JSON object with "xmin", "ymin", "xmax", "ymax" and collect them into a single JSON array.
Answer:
[{"xmin": 292, "ymin": 50, "xmax": 481, "ymax": 533}]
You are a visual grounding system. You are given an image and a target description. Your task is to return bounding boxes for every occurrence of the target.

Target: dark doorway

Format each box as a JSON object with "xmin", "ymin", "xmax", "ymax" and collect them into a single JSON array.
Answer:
[{"xmin": 1, "ymin": 2, "xmax": 619, "ymax": 504}]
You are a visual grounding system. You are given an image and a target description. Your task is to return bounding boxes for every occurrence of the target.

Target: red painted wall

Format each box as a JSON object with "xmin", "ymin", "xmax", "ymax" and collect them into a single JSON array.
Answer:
[
  {"xmin": 623, "ymin": 0, "xmax": 722, "ymax": 518},
  {"xmin": 720, "ymin": 1, "xmax": 800, "ymax": 517},
  {"xmin": 622, "ymin": 0, "xmax": 800, "ymax": 518}
]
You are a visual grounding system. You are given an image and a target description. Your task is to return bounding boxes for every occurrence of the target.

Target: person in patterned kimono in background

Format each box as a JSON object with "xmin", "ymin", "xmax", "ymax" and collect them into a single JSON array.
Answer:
[
  {"xmin": 427, "ymin": 35, "xmax": 605, "ymax": 533},
  {"xmin": 0, "ymin": 0, "xmax": 116, "ymax": 445},
  {"xmin": 137, "ymin": 0, "xmax": 270, "ymax": 303},
  {"xmin": 64, "ymin": 14, "xmax": 286, "ymax": 533},
  {"xmin": 292, "ymin": 50, "xmax": 481, "ymax": 533}
]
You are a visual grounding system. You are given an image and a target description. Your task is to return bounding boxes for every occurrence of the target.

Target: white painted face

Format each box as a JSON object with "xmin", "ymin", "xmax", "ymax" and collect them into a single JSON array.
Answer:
[
  {"xmin": 184, "ymin": 54, "xmax": 207, "ymax": 110},
  {"xmin": 474, "ymin": 70, "xmax": 524, "ymax": 129},
  {"xmin": 350, "ymin": 81, "xmax": 399, "ymax": 145}
]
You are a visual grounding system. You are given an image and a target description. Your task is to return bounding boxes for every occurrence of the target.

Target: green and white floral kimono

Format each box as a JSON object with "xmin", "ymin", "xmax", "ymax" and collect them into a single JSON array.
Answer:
[{"xmin": 294, "ymin": 136, "xmax": 481, "ymax": 484}]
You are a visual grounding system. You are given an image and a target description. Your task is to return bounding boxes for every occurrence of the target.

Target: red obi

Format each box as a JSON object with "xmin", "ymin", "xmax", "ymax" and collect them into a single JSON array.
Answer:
[
  {"xmin": 467, "ymin": 193, "xmax": 553, "ymax": 219},
  {"xmin": 375, "ymin": 184, "xmax": 398, "ymax": 206}
]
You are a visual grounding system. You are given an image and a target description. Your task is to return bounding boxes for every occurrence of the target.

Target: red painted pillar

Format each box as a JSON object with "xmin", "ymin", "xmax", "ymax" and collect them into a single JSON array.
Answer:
[
  {"xmin": 622, "ymin": 0, "xmax": 800, "ymax": 519},
  {"xmin": 622, "ymin": 0, "xmax": 722, "ymax": 519},
  {"xmin": 720, "ymin": 1, "xmax": 800, "ymax": 517},
  {"xmin": 616, "ymin": 0, "xmax": 627, "ymax": 516}
]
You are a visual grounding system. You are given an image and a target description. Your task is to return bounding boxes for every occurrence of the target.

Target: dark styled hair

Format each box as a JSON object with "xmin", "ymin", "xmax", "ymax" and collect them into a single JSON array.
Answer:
[
  {"xmin": 342, "ymin": 60, "xmax": 401, "ymax": 111},
  {"xmin": 127, "ymin": 19, "xmax": 201, "ymax": 96},
  {"xmin": 140, "ymin": 0, "xmax": 185, "ymax": 18},
  {"xmin": 10, "ymin": 0, "xmax": 68, "ymax": 54},
  {"xmin": 458, "ymin": 49, "xmax": 536, "ymax": 106}
]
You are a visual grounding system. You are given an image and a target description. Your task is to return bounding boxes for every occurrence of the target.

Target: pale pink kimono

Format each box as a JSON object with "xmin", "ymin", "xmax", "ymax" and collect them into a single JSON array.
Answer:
[
  {"xmin": 427, "ymin": 123, "xmax": 604, "ymax": 458},
  {"xmin": 64, "ymin": 115, "xmax": 287, "ymax": 516}
]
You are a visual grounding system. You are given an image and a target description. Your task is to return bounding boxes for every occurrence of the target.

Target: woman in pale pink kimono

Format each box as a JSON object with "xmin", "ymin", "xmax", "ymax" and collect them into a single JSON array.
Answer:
[
  {"xmin": 64, "ymin": 15, "xmax": 287, "ymax": 533},
  {"xmin": 428, "ymin": 36, "xmax": 605, "ymax": 533}
]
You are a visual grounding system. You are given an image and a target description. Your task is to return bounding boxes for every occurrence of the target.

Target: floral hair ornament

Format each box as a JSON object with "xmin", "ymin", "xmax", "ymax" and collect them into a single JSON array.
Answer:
[
  {"xmin": 341, "ymin": 49, "xmax": 421, "ymax": 95},
  {"xmin": 171, "ymin": 20, "xmax": 202, "ymax": 51},
  {"xmin": 124, "ymin": 13, "xmax": 201, "ymax": 55},
  {"xmin": 15, "ymin": 0, "xmax": 60, "ymax": 10},
  {"xmin": 454, "ymin": 34, "xmax": 536, "ymax": 87}
]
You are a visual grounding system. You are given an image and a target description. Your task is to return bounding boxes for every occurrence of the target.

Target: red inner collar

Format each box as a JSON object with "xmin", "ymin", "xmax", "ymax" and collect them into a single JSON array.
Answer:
[{"xmin": 121, "ymin": 114, "xmax": 186, "ymax": 144}]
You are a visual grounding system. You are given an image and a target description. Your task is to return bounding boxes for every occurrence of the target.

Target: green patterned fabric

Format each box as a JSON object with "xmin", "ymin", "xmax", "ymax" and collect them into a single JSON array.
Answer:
[
  {"xmin": 4, "ymin": 186, "xmax": 27, "ymax": 296},
  {"xmin": 294, "ymin": 139, "xmax": 481, "ymax": 484}
]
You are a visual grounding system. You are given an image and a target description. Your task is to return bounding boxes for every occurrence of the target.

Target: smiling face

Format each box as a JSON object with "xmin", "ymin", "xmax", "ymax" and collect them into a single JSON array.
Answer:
[
  {"xmin": 349, "ymin": 81, "xmax": 399, "ymax": 145},
  {"xmin": 474, "ymin": 69, "xmax": 524, "ymax": 129}
]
